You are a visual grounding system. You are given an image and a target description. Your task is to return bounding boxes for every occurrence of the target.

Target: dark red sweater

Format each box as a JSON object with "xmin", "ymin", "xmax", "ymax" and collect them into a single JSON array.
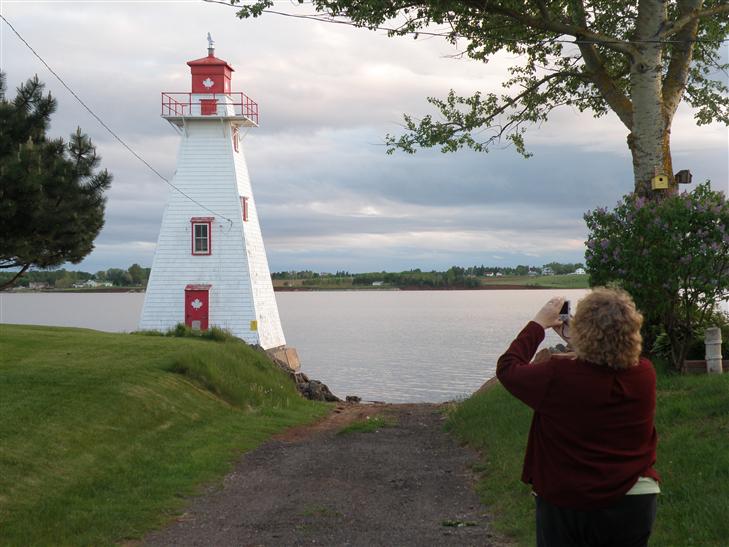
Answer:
[{"xmin": 496, "ymin": 321, "xmax": 659, "ymax": 509}]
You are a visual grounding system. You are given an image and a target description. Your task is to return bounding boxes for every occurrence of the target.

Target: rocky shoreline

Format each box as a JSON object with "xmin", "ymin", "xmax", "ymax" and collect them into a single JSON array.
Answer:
[{"xmin": 265, "ymin": 345, "xmax": 348, "ymax": 403}]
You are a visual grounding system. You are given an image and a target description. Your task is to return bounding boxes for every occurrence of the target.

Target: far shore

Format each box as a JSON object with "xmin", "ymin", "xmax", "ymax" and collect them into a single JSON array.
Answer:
[
  {"xmin": 6, "ymin": 284, "xmax": 582, "ymax": 294},
  {"xmin": 273, "ymin": 284, "xmax": 549, "ymax": 291},
  {"xmin": 5, "ymin": 288, "xmax": 145, "ymax": 294}
]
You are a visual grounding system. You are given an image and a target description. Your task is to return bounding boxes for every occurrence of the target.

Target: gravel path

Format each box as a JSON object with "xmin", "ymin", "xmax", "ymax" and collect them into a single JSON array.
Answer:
[{"xmin": 143, "ymin": 403, "xmax": 502, "ymax": 546}]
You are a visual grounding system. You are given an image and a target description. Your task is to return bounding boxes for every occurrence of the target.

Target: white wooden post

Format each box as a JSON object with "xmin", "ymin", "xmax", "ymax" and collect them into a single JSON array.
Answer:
[{"xmin": 705, "ymin": 327, "xmax": 723, "ymax": 374}]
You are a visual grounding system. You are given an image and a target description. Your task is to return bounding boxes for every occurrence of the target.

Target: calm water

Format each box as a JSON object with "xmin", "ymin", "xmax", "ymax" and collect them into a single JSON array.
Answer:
[{"xmin": 1, "ymin": 290, "xmax": 587, "ymax": 402}]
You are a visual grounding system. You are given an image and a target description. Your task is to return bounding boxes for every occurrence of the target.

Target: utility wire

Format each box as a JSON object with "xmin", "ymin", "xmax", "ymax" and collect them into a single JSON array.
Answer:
[
  {"xmin": 0, "ymin": 13, "xmax": 234, "ymax": 224},
  {"xmin": 205, "ymin": 0, "xmax": 729, "ymax": 45}
]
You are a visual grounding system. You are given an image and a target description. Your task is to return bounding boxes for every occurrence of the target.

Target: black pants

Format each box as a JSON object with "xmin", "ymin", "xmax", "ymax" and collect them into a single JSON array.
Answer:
[{"xmin": 536, "ymin": 494, "xmax": 657, "ymax": 547}]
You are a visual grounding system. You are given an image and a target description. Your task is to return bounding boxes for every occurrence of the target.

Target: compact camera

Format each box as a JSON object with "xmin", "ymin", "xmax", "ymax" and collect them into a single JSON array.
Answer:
[{"xmin": 559, "ymin": 301, "xmax": 570, "ymax": 322}]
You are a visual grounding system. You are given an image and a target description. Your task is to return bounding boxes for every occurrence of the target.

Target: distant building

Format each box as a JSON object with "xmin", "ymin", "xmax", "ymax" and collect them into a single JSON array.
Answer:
[
  {"xmin": 571, "ymin": 267, "xmax": 587, "ymax": 275},
  {"xmin": 73, "ymin": 280, "xmax": 98, "ymax": 288},
  {"xmin": 372, "ymin": 281, "xmax": 384, "ymax": 287},
  {"xmin": 28, "ymin": 282, "xmax": 49, "ymax": 290},
  {"xmin": 542, "ymin": 267, "xmax": 554, "ymax": 276},
  {"xmin": 528, "ymin": 270, "xmax": 538, "ymax": 277}
]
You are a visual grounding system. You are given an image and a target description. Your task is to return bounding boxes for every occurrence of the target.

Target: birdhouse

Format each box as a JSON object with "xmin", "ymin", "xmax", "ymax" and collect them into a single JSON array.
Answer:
[
  {"xmin": 675, "ymin": 169, "xmax": 693, "ymax": 185},
  {"xmin": 139, "ymin": 36, "xmax": 285, "ymax": 351},
  {"xmin": 651, "ymin": 174, "xmax": 669, "ymax": 190}
]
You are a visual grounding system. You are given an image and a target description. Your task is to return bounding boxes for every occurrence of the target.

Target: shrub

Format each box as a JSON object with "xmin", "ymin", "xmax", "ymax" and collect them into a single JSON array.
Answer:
[
  {"xmin": 164, "ymin": 323, "xmax": 238, "ymax": 343},
  {"xmin": 584, "ymin": 183, "xmax": 729, "ymax": 370},
  {"xmin": 169, "ymin": 323, "xmax": 193, "ymax": 338},
  {"xmin": 201, "ymin": 326, "xmax": 237, "ymax": 342}
]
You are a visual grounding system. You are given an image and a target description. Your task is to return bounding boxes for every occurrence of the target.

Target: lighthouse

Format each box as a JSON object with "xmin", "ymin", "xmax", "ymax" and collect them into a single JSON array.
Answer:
[{"xmin": 139, "ymin": 36, "xmax": 286, "ymax": 351}]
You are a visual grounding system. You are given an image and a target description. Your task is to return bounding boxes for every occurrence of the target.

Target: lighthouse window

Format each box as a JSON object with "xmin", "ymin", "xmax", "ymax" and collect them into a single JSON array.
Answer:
[
  {"xmin": 193, "ymin": 224, "xmax": 209, "ymax": 254},
  {"xmin": 240, "ymin": 196, "xmax": 248, "ymax": 222},
  {"xmin": 190, "ymin": 218, "xmax": 213, "ymax": 255},
  {"xmin": 232, "ymin": 127, "xmax": 240, "ymax": 152}
]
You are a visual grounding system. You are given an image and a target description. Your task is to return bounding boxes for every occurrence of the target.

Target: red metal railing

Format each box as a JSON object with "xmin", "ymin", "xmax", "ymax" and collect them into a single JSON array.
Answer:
[{"xmin": 161, "ymin": 92, "xmax": 259, "ymax": 125}]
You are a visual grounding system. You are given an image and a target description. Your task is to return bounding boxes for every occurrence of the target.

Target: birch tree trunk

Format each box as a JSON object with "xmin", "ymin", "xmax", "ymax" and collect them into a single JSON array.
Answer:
[{"xmin": 629, "ymin": 0, "xmax": 671, "ymax": 197}]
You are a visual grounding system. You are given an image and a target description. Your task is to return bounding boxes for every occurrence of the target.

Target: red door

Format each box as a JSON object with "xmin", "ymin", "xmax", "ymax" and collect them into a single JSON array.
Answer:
[
  {"xmin": 184, "ymin": 285, "xmax": 211, "ymax": 331},
  {"xmin": 200, "ymin": 99, "xmax": 218, "ymax": 115}
]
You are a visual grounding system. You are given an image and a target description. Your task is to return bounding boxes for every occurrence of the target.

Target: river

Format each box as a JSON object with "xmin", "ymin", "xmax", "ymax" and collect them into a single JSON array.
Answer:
[{"xmin": 2, "ymin": 289, "xmax": 585, "ymax": 402}]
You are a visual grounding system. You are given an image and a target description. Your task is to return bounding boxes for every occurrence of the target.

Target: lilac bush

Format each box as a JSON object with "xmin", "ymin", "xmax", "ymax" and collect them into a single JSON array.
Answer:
[{"xmin": 584, "ymin": 183, "xmax": 729, "ymax": 370}]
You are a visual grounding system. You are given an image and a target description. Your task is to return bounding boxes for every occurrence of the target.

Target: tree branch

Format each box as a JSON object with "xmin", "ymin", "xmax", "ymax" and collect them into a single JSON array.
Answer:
[
  {"xmin": 473, "ymin": 70, "xmax": 577, "ymax": 124},
  {"xmin": 577, "ymin": 44, "xmax": 634, "ymax": 128},
  {"xmin": 0, "ymin": 263, "xmax": 30, "ymax": 291},
  {"xmin": 661, "ymin": 4, "xmax": 729, "ymax": 38},
  {"xmin": 387, "ymin": 68, "xmax": 580, "ymax": 155},
  {"xmin": 468, "ymin": 1, "xmax": 637, "ymax": 57},
  {"xmin": 564, "ymin": 0, "xmax": 633, "ymax": 128},
  {"xmin": 531, "ymin": 0, "xmax": 552, "ymax": 21},
  {"xmin": 662, "ymin": 0, "xmax": 702, "ymax": 122}
]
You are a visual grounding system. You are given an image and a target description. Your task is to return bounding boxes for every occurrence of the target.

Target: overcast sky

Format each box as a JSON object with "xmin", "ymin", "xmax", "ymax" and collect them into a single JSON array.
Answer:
[{"xmin": 1, "ymin": 1, "xmax": 727, "ymax": 273}]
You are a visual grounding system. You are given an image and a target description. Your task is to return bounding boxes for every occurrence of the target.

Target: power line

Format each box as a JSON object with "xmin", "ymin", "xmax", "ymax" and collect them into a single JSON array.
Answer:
[
  {"xmin": 205, "ymin": 0, "xmax": 729, "ymax": 45},
  {"xmin": 0, "ymin": 13, "xmax": 234, "ymax": 225}
]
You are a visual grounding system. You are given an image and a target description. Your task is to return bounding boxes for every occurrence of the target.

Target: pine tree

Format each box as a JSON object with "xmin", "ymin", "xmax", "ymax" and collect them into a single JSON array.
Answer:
[{"xmin": 0, "ymin": 74, "xmax": 112, "ymax": 290}]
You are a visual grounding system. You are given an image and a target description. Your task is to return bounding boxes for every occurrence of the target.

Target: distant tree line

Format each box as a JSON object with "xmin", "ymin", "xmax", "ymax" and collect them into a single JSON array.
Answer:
[
  {"xmin": 272, "ymin": 262, "xmax": 585, "ymax": 289},
  {"xmin": 0, "ymin": 264, "xmax": 150, "ymax": 289},
  {"xmin": 350, "ymin": 268, "xmax": 480, "ymax": 289},
  {"xmin": 6, "ymin": 261, "xmax": 583, "ymax": 291}
]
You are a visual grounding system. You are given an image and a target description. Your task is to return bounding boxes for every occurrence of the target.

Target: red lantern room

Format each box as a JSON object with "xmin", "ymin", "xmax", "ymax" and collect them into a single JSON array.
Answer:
[
  {"xmin": 187, "ymin": 35, "xmax": 234, "ymax": 94},
  {"xmin": 161, "ymin": 33, "xmax": 258, "ymax": 126}
]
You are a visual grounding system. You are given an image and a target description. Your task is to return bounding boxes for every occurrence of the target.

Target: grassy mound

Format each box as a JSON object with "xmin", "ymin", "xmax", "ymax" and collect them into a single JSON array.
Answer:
[
  {"xmin": 0, "ymin": 324, "xmax": 329, "ymax": 545},
  {"xmin": 447, "ymin": 368, "xmax": 729, "ymax": 546}
]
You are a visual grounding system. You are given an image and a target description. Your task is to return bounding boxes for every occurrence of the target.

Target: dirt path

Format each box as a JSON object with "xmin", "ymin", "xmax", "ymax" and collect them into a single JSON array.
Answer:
[{"xmin": 143, "ymin": 403, "xmax": 503, "ymax": 546}]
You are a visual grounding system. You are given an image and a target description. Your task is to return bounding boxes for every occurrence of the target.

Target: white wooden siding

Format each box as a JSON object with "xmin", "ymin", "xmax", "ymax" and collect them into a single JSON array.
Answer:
[
  {"xmin": 139, "ymin": 118, "xmax": 286, "ymax": 349},
  {"xmin": 231, "ymin": 133, "xmax": 286, "ymax": 349}
]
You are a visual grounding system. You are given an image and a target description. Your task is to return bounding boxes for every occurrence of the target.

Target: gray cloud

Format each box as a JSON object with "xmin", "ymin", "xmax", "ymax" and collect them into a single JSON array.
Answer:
[{"xmin": 2, "ymin": 2, "xmax": 726, "ymax": 273}]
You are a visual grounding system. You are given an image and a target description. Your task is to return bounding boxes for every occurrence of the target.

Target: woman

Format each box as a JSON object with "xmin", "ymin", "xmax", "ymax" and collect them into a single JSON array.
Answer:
[{"xmin": 496, "ymin": 287, "xmax": 659, "ymax": 547}]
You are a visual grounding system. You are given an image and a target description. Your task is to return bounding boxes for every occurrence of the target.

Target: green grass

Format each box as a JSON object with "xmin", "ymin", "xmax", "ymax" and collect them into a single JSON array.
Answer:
[
  {"xmin": 337, "ymin": 416, "xmax": 396, "ymax": 435},
  {"xmin": 0, "ymin": 324, "xmax": 330, "ymax": 546},
  {"xmin": 446, "ymin": 369, "xmax": 729, "ymax": 546},
  {"xmin": 480, "ymin": 274, "xmax": 590, "ymax": 289}
]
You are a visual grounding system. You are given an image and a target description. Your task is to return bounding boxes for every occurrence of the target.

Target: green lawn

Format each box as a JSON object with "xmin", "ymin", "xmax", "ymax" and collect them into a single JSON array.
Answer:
[
  {"xmin": 0, "ymin": 325, "xmax": 329, "ymax": 545},
  {"xmin": 480, "ymin": 274, "xmax": 590, "ymax": 289},
  {"xmin": 447, "ymin": 368, "xmax": 729, "ymax": 546}
]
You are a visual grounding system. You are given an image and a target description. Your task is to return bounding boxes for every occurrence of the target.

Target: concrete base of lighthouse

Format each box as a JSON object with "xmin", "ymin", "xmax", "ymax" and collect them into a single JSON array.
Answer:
[{"xmin": 266, "ymin": 345, "xmax": 301, "ymax": 372}]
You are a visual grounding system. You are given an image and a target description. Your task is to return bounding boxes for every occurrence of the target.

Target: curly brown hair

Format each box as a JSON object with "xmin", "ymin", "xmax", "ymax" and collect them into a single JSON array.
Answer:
[{"xmin": 571, "ymin": 287, "xmax": 644, "ymax": 369}]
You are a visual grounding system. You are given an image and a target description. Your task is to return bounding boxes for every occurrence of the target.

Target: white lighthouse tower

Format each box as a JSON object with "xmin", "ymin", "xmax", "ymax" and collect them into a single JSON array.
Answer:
[{"xmin": 139, "ymin": 36, "xmax": 286, "ymax": 351}]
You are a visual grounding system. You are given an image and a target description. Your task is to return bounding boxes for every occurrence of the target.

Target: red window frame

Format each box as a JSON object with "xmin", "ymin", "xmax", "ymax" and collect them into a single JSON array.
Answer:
[
  {"xmin": 191, "ymin": 217, "xmax": 213, "ymax": 255},
  {"xmin": 240, "ymin": 196, "xmax": 248, "ymax": 222}
]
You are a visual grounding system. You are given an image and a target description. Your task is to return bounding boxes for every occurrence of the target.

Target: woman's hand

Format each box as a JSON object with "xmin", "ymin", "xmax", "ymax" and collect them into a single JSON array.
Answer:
[{"xmin": 533, "ymin": 297, "xmax": 566, "ymax": 329}]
